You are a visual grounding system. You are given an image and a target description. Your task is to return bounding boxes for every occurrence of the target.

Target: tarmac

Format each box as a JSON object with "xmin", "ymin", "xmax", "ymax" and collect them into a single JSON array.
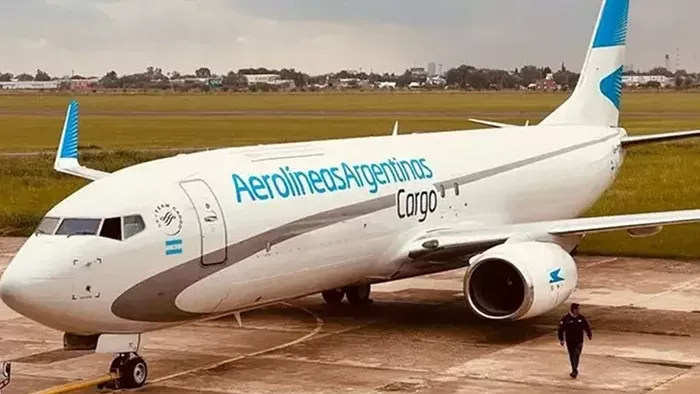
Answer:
[{"xmin": 3, "ymin": 236, "xmax": 700, "ymax": 393}]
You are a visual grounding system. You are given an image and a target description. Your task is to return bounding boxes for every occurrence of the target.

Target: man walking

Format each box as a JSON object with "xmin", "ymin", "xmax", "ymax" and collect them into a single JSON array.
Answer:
[{"xmin": 558, "ymin": 303, "xmax": 592, "ymax": 378}]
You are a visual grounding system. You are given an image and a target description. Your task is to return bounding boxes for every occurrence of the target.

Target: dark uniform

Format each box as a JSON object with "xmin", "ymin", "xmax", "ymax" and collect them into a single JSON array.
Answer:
[{"xmin": 558, "ymin": 312, "xmax": 592, "ymax": 377}]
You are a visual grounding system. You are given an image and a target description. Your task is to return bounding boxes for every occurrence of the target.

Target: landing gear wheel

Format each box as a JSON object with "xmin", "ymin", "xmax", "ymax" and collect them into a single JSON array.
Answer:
[
  {"xmin": 322, "ymin": 289, "xmax": 345, "ymax": 305},
  {"xmin": 106, "ymin": 353, "xmax": 148, "ymax": 389},
  {"xmin": 122, "ymin": 357, "xmax": 148, "ymax": 388},
  {"xmin": 345, "ymin": 284, "xmax": 373, "ymax": 306}
]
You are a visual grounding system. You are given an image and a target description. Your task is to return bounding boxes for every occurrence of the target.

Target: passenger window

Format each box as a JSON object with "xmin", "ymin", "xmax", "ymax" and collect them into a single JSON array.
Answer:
[
  {"xmin": 35, "ymin": 217, "xmax": 60, "ymax": 235},
  {"xmin": 454, "ymin": 182, "xmax": 460, "ymax": 196},
  {"xmin": 123, "ymin": 215, "xmax": 145, "ymax": 239},
  {"xmin": 440, "ymin": 184, "xmax": 445, "ymax": 198},
  {"xmin": 56, "ymin": 219, "xmax": 101, "ymax": 236},
  {"xmin": 100, "ymin": 217, "xmax": 122, "ymax": 240}
]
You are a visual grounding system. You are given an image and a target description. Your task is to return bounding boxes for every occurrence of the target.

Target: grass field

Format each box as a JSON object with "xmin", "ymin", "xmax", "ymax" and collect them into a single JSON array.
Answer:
[
  {"xmin": 1, "ymin": 91, "xmax": 700, "ymax": 259},
  {"xmin": 2, "ymin": 90, "xmax": 700, "ymax": 114}
]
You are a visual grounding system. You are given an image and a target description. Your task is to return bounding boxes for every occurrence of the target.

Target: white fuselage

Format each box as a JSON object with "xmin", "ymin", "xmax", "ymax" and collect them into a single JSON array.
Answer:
[{"xmin": 1, "ymin": 124, "xmax": 624, "ymax": 335}]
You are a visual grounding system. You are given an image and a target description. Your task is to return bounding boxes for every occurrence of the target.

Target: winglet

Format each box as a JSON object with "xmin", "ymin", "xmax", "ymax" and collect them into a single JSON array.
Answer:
[
  {"xmin": 54, "ymin": 100, "xmax": 110, "ymax": 181},
  {"xmin": 392, "ymin": 121, "xmax": 399, "ymax": 136}
]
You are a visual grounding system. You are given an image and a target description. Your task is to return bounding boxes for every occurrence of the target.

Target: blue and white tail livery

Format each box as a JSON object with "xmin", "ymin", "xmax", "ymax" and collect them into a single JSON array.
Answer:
[
  {"xmin": 541, "ymin": 0, "xmax": 629, "ymax": 127},
  {"xmin": 3, "ymin": 0, "xmax": 700, "ymax": 389},
  {"xmin": 53, "ymin": 100, "xmax": 109, "ymax": 180}
]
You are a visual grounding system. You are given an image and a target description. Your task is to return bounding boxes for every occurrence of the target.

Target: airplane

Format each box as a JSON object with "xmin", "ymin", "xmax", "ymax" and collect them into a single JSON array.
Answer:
[{"xmin": 3, "ymin": 0, "xmax": 700, "ymax": 389}]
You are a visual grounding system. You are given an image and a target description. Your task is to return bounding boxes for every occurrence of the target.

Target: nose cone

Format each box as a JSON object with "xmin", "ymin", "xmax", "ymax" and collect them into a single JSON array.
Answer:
[
  {"xmin": 0, "ymin": 238, "xmax": 74, "ymax": 331},
  {"xmin": 0, "ymin": 271, "xmax": 23, "ymax": 306},
  {"xmin": 0, "ymin": 263, "xmax": 48, "ymax": 317}
]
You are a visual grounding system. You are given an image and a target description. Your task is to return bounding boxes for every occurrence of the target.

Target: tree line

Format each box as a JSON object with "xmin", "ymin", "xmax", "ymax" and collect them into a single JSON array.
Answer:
[{"xmin": 0, "ymin": 64, "xmax": 696, "ymax": 91}]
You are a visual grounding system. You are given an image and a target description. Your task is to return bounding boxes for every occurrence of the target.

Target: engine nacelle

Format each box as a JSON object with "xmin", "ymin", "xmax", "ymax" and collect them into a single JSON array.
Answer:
[{"xmin": 463, "ymin": 241, "xmax": 578, "ymax": 321}]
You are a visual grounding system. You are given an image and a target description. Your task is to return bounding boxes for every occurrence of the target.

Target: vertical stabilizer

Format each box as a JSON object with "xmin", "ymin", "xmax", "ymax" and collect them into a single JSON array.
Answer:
[{"xmin": 540, "ymin": 0, "xmax": 629, "ymax": 127}]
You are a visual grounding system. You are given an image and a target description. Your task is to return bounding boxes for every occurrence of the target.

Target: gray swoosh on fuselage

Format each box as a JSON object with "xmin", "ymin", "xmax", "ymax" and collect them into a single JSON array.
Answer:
[
  {"xmin": 111, "ymin": 133, "xmax": 618, "ymax": 323},
  {"xmin": 112, "ymin": 194, "xmax": 397, "ymax": 322}
]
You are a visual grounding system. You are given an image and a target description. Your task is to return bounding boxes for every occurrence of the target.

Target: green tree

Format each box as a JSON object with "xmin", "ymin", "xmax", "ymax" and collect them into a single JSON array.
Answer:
[
  {"xmin": 542, "ymin": 66, "xmax": 553, "ymax": 78},
  {"xmin": 648, "ymin": 67, "xmax": 673, "ymax": 77},
  {"xmin": 16, "ymin": 73, "xmax": 34, "ymax": 81},
  {"xmin": 519, "ymin": 65, "xmax": 541, "ymax": 85},
  {"xmin": 222, "ymin": 71, "xmax": 246, "ymax": 89},
  {"xmin": 100, "ymin": 71, "xmax": 120, "ymax": 88},
  {"xmin": 35, "ymin": 69, "xmax": 51, "ymax": 81},
  {"xmin": 195, "ymin": 67, "xmax": 212, "ymax": 78}
]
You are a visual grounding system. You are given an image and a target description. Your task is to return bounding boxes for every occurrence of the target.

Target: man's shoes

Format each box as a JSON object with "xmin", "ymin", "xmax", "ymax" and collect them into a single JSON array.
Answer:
[{"xmin": 570, "ymin": 370, "xmax": 578, "ymax": 378}]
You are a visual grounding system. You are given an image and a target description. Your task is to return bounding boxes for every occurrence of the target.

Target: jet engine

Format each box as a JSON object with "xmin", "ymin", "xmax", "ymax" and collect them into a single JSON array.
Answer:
[{"xmin": 463, "ymin": 241, "xmax": 577, "ymax": 321}]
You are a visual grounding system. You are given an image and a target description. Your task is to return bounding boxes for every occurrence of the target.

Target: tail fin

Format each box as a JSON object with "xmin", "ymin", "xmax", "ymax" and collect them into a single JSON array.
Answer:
[{"xmin": 540, "ymin": 0, "xmax": 629, "ymax": 127}]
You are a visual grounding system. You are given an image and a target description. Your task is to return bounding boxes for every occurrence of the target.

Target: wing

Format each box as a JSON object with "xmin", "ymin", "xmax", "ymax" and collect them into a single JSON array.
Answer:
[
  {"xmin": 54, "ymin": 100, "xmax": 110, "ymax": 181},
  {"xmin": 405, "ymin": 210, "xmax": 700, "ymax": 261}
]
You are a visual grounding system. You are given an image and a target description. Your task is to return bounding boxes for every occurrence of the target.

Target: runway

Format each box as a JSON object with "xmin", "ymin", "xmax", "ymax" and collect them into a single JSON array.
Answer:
[{"xmin": 2, "ymin": 237, "xmax": 700, "ymax": 393}]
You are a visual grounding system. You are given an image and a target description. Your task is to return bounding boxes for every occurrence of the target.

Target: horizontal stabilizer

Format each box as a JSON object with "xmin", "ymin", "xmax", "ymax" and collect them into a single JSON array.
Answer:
[
  {"xmin": 468, "ymin": 119, "xmax": 520, "ymax": 128},
  {"xmin": 54, "ymin": 101, "xmax": 110, "ymax": 181},
  {"xmin": 621, "ymin": 130, "xmax": 700, "ymax": 147}
]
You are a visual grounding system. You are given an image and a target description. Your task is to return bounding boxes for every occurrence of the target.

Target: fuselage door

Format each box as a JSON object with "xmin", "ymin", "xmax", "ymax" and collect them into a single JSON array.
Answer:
[{"xmin": 179, "ymin": 179, "xmax": 227, "ymax": 265}]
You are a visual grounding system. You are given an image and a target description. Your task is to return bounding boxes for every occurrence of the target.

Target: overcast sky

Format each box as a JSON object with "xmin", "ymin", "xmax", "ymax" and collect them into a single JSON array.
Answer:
[{"xmin": 0, "ymin": 0, "xmax": 697, "ymax": 77}]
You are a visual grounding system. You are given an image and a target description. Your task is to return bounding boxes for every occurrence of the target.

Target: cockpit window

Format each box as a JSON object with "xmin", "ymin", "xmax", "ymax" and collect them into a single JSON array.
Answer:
[
  {"xmin": 35, "ymin": 217, "xmax": 60, "ymax": 235},
  {"xmin": 123, "ymin": 215, "xmax": 145, "ymax": 239},
  {"xmin": 100, "ymin": 217, "xmax": 122, "ymax": 240},
  {"xmin": 55, "ymin": 218, "xmax": 102, "ymax": 236}
]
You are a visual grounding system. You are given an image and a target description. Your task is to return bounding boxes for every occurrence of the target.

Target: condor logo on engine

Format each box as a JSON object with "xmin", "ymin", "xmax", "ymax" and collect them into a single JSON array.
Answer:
[{"xmin": 396, "ymin": 188, "xmax": 438, "ymax": 222}]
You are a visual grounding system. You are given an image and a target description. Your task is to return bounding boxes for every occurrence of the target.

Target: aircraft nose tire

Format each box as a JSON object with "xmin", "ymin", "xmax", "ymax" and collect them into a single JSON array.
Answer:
[
  {"xmin": 344, "ymin": 284, "xmax": 373, "ymax": 306},
  {"xmin": 105, "ymin": 353, "xmax": 148, "ymax": 389}
]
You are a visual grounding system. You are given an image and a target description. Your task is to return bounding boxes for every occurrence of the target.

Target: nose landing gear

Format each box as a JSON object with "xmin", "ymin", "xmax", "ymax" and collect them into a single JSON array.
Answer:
[{"xmin": 97, "ymin": 353, "xmax": 148, "ymax": 390}]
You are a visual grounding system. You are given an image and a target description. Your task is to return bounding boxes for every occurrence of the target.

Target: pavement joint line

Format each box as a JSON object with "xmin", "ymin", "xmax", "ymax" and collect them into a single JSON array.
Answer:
[
  {"xmin": 436, "ymin": 373, "xmax": 630, "ymax": 393},
  {"xmin": 497, "ymin": 321, "xmax": 700, "ymax": 370},
  {"xmin": 0, "ymin": 337, "xmax": 63, "ymax": 345},
  {"xmin": 509, "ymin": 345, "xmax": 698, "ymax": 369},
  {"xmin": 130, "ymin": 301, "xmax": 325, "ymax": 390},
  {"xmin": 190, "ymin": 324, "xmax": 320, "ymax": 334},
  {"xmin": 33, "ymin": 301, "xmax": 327, "ymax": 393},
  {"xmin": 146, "ymin": 384, "xmax": 246, "ymax": 394},
  {"xmin": 580, "ymin": 257, "xmax": 619, "ymax": 269},
  {"xmin": 371, "ymin": 375, "xmax": 611, "ymax": 394},
  {"xmin": 630, "ymin": 275, "xmax": 700, "ymax": 309},
  {"xmin": 256, "ymin": 354, "xmax": 432, "ymax": 374},
  {"xmin": 533, "ymin": 325, "xmax": 694, "ymax": 338},
  {"xmin": 141, "ymin": 299, "xmax": 459, "ymax": 390},
  {"xmin": 644, "ymin": 367, "xmax": 697, "ymax": 393}
]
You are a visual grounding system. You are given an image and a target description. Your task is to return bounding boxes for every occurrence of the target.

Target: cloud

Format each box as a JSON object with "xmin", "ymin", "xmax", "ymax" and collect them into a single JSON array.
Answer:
[{"xmin": 0, "ymin": 0, "xmax": 697, "ymax": 77}]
